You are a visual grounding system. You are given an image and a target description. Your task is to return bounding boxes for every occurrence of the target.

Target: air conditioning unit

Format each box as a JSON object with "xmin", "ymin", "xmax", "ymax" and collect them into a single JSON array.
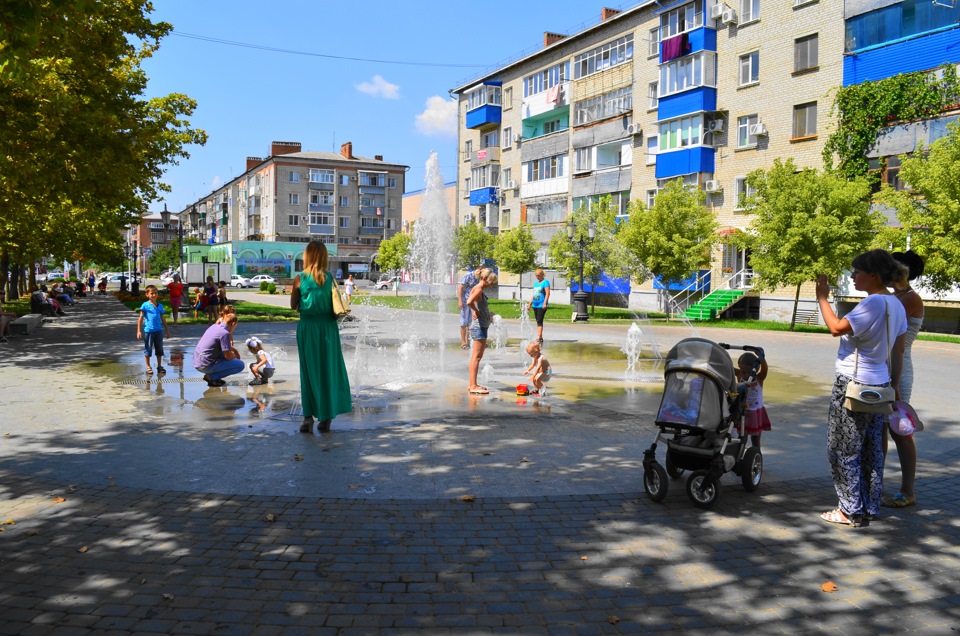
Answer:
[
  {"xmin": 710, "ymin": 2, "xmax": 726, "ymax": 19},
  {"xmin": 350, "ymin": 176, "xmax": 357, "ymax": 181},
  {"xmin": 708, "ymin": 119, "xmax": 724, "ymax": 133},
  {"xmin": 507, "ymin": 180, "xmax": 517, "ymax": 189},
  {"xmin": 513, "ymin": 134, "xmax": 522, "ymax": 144},
  {"xmin": 749, "ymin": 122, "xmax": 768, "ymax": 136},
  {"xmin": 626, "ymin": 123, "xmax": 642, "ymax": 135},
  {"xmin": 721, "ymin": 8, "xmax": 737, "ymax": 23},
  {"xmin": 704, "ymin": 180, "xmax": 723, "ymax": 193}
]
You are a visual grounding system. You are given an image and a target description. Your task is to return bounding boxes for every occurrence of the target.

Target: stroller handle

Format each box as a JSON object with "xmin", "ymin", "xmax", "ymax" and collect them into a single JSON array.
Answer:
[{"xmin": 718, "ymin": 343, "xmax": 765, "ymax": 365}]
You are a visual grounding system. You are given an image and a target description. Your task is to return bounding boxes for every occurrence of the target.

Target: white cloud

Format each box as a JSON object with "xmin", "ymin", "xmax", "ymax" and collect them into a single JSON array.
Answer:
[
  {"xmin": 415, "ymin": 96, "xmax": 457, "ymax": 138},
  {"xmin": 355, "ymin": 75, "xmax": 400, "ymax": 99}
]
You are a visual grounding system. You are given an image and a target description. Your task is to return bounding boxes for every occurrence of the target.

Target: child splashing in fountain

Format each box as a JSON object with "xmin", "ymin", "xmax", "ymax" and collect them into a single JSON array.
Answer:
[
  {"xmin": 522, "ymin": 341, "xmax": 552, "ymax": 397},
  {"xmin": 245, "ymin": 336, "xmax": 275, "ymax": 386}
]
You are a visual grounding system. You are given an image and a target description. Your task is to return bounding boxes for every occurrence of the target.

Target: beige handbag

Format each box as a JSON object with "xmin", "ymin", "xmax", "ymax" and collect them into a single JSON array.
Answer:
[{"xmin": 331, "ymin": 278, "xmax": 350, "ymax": 319}]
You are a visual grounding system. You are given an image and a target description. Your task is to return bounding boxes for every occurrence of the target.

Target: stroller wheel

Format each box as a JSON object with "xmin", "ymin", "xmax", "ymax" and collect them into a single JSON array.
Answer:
[
  {"xmin": 740, "ymin": 447, "xmax": 763, "ymax": 492},
  {"xmin": 644, "ymin": 462, "xmax": 669, "ymax": 503},
  {"xmin": 686, "ymin": 470, "xmax": 721, "ymax": 509},
  {"xmin": 665, "ymin": 452, "xmax": 684, "ymax": 479}
]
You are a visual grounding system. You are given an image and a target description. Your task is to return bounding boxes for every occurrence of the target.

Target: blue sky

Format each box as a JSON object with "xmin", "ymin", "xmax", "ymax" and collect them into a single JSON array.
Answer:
[{"xmin": 143, "ymin": 1, "xmax": 631, "ymax": 211}]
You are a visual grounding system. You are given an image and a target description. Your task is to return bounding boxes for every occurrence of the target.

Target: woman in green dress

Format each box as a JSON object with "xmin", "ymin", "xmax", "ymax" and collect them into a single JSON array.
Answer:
[{"xmin": 291, "ymin": 240, "xmax": 352, "ymax": 433}]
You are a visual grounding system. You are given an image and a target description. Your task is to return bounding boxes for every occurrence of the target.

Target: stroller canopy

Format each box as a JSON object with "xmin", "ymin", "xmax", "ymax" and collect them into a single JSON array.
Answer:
[{"xmin": 664, "ymin": 338, "xmax": 737, "ymax": 393}]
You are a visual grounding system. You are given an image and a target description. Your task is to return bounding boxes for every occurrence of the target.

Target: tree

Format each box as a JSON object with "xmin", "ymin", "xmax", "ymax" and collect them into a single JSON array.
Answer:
[
  {"xmin": 738, "ymin": 158, "xmax": 879, "ymax": 329},
  {"xmin": 452, "ymin": 222, "xmax": 495, "ymax": 272},
  {"xmin": 620, "ymin": 179, "xmax": 718, "ymax": 315},
  {"xmin": 879, "ymin": 120, "xmax": 960, "ymax": 293},
  {"xmin": 548, "ymin": 196, "xmax": 635, "ymax": 313},
  {"xmin": 0, "ymin": 0, "xmax": 207, "ymax": 296},
  {"xmin": 375, "ymin": 232, "xmax": 412, "ymax": 295},
  {"xmin": 492, "ymin": 224, "xmax": 538, "ymax": 302}
]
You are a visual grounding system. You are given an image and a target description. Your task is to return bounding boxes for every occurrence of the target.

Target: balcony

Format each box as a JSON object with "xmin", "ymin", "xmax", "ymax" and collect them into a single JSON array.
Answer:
[
  {"xmin": 655, "ymin": 146, "xmax": 715, "ymax": 179},
  {"xmin": 309, "ymin": 224, "xmax": 335, "ymax": 235},
  {"xmin": 469, "ymin": 186, "xmax": 499, "ymax": 206},
  {"xmin": 247, "ymin": 206, "xmax": 260, "ymax": 217},
  {"xmin": 358, "ymin": 185, "xmax": 385, "ymax": 195},
  {"xmin": 359, "ymin": 206, "xmax": 384, "ymax": 216},
  {"xmin": 359, "ymin": 226, "xmax": 384, "ymax": 235},
  {"xmin": 308, "ymin": 181, "xmax": 335, "ymax": 191},
  {"xmin": 470, "ymin": 146, "xmax": 500, "ymax": 167},
  {"xmin": 660, "ymin": 27, "xmax": 716, "ymax": 64},
  {"xmin": 522, "ymin": 81, "xmax": 570, "ymax": 120},
  {"xmin": 520, "ymin": 176, "xmax": 570, "ymax": 199},
  {"xmin": 309, "ymin": 203, "xmax": 334, "ymax": 212},
  {"xmin": 657, "ymin": 87, "xmax": 717, "ymax": 121}
]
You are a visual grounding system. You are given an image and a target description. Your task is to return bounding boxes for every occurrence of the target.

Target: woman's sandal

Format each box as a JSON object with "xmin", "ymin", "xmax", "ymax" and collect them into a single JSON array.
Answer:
[
  {"xmin": 881, "ymin": 492, "xmax": 916, "ymax": 508},
  {"xmin": 821, "ymin": 508, "xmax": 869, "ymax": 527},
  {"xmin": 299, "ymin": 417, "xmax": 314, "ymax": 433}
]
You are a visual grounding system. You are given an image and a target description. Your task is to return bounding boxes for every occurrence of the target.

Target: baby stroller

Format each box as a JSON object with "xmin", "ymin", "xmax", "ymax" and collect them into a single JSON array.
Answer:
[{"xmin": 642, "ymin": 337, "xmax": 765, "ymax": 509}]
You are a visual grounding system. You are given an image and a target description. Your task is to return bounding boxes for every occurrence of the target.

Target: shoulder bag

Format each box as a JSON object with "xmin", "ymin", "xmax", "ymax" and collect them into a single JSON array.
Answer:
[
  {"xmin": 331, "ymin": 276, "xmax": 350, "ymax": 320},
  {"xmin": 843, "ymin": 296, "xmax": 896, "ymax": 414}
]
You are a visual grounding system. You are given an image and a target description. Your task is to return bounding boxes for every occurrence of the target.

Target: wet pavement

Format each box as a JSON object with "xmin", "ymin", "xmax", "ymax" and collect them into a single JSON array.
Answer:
[{"xmin": 1, "ymin": 293, "xmax": 959, "ymax": 633}]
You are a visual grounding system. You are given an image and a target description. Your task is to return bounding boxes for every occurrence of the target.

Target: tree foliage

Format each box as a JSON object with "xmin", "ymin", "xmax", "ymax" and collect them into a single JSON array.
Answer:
[
  {"xmin": 492, "ymin": 223, "xmax": 538, "ymax": 301},
  {"xmin": 375, "ymin": 232, "xmax": 411, "ymax": 294},
  {"xmin": 548, "ymin": 196, "xmax": 635, "ymax": 311},
  {"xmin": 452, "ymin": 222, "xmax": 495, "ymax": 272},
  {"xmin": 621, "ymin": 179, "xmax": 717, "ymax": 289},
  {"xmin": 738, "ymin": 158, "xmax": 878, "ymax": 328},
  {"xmin": 879, "ymin": 120, "xmax": 960, "ymax": 293},
  {"xmin": 0, "ymin": 0, "xmax": 207, "ymax": 269}
]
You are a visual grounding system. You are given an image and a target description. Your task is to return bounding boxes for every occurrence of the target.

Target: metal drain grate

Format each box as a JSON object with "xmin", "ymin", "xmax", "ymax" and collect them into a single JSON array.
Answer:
[{"xmin": 119, "ymin": 377, "xmax": 218, "ymax": 386}]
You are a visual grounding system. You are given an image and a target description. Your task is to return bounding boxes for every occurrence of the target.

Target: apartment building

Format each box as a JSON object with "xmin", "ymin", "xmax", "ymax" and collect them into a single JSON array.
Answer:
[
  {"xmin": 127, "ymin": 213, "xmax": 181, "ymax": 274},
  {"xmin": 179, "ymin": 141, "xmax": 407, "ymax": 280},
  {"xmin": 451, "ymin": 1, "xmax": 843, "ymax": 315}
]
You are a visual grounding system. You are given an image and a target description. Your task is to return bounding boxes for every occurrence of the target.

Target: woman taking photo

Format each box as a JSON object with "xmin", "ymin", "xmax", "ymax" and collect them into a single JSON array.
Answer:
[
  {"xmin": 466, "ymin": 268, "xmax": 497, "ymax": 395},
  {"xmin": 815, "ymin": 249, "xmax": 907, "ymax": 527},
  {"xmin": 291, "ymin": 240, "xmax": 352, "ymax": 433},
  {"xmin": 883, "ymin": 251, "xmax": 925, "ymax": 508}
]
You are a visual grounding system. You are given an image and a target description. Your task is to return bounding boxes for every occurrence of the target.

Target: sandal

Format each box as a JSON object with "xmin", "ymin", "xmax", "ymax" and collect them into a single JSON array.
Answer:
[
  {"xmin": 821, "ymin": 508, "xmax": 868, "ymax": 527},
  {"xmin": 299, "ymin": 417, "xmax": 314, "ymax": 433},
  {"xmin": 156, "ymin": 366, "xmax": 166, "ymax": 375},
  {"xmin": 146, "ymin": 368, "xmax": 154, "ymax": 375},
  {"xmin": 881, "ymin": 492, "xmax": 916, "ymax": 508}
]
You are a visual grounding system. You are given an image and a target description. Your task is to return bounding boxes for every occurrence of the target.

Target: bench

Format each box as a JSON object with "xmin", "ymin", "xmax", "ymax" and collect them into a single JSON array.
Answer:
[
  {"xmin": 9, "ymin": 314, "xmax": 44, "ymax": 335},
  {"xmin": 794, "ymin": 308, "xmax": 820, "ymax": 325}
]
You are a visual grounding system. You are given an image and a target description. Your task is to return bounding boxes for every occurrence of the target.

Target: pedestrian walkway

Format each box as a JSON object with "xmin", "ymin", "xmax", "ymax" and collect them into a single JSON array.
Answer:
[{"xmin": 1, "ymin": 293, "xmax": 958, "ymax": 633}]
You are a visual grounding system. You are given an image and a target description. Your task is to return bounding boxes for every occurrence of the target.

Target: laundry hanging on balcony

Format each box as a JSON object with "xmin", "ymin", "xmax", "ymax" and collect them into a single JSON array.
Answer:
[
  {"xmin": 546, "ymin": 84, "xmax": 561, "ymax": 104},
  {"xmin": 661, "ymin": 33, "xmax": 690, "ymax": 62}
]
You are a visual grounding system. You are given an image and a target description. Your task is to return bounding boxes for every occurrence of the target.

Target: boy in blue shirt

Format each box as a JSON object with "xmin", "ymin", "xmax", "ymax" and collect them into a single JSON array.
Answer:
[{"xmin": 137, "ymin": 285, "xmax": 170, "ymax": 375}]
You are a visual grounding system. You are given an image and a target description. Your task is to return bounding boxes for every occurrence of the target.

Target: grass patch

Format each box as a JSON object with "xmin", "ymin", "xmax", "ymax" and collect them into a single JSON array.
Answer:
[{"xmin": 2, "ymin": 296, "xmax": 31, "ymax": 317}]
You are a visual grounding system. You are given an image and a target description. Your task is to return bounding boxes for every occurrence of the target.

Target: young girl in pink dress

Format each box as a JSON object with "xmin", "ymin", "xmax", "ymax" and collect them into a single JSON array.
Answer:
[{"xmin": 737, "ymin": 352, "xmax": 771, "ymax": 449}]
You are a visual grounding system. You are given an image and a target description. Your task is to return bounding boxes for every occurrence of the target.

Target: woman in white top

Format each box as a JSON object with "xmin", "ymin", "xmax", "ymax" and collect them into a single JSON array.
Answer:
[
  {"xmin": 883, "ymin": 251, "xmax": 925, "ymax": 508},
  {"xmin": 815, "ymin": 249, "xmax": 907, "ymax": 527}
]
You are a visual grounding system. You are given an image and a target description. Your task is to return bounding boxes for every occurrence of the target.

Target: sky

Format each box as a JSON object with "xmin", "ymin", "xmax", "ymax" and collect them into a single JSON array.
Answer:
[{"xmin": 143, "ymin": 0, "xmax": 636, "ymax": 213}]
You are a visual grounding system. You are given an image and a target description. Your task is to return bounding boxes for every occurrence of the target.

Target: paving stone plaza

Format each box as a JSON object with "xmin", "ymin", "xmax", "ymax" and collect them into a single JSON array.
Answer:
[{"xmin": 1, "ymin": 294, "xmax": 958, "ymax": 634}]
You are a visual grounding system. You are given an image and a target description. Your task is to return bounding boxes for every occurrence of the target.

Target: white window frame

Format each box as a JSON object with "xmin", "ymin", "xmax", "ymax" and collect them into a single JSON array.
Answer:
[
  {"xmin": 466, "ymin": 84, "xmax": 501, "ymax": 110},
  {"xmin": 648, "ymin": 81, "xmax": 659, "ymax": 110},
  {"xmin": 793, "ymin": 101, "xmax": 817, "ymax": 138},
  {"xmin": 740, "ymin": 0, "xmax": 760, "ymax": 23},
  {"xmin": 573, "ymin": 34, "xmax": 634, "ymax": 79},
  {"xmin": 502, "ymin": 126, "xmax": 513, "ymax": 149},
  {"xmin": 658, "ymin": 114, "xmax": 704, "ymax": 151},
  {"xmin": 739, "ymin": 51, "xmax": 759, "ymax": 87},
  {"xmin": 339, "ymin": 196, "xmax": 349, "ymax": 207},
  {"xmin": 310, "ymin": 212, "xmax": 334, "ymax": 225},
  {"xmin": 388, "ymin": 177, "xmax": 397, "ymax": 189},
  {"xmin": 737, "ymin": 114, "xmax": 759, "ymax": 148},
  {"xmin": 503, "ymin": 86, "xmax": 513, "ymax": 110},
  {"xmin": 660, "ymin": 0, "xmax": 704, "ymax": 39},
  {"xmin": 481, "ymin": 130, "xmax": 499, "ymax": 148},
  {"xmin": 339, "ymin": 217, "xmax": 349, "ymax": 229},
  {"xmin": 523, "ymin": 62, "xmax": 570, "ymax": 97},
  {"xmin": 646, "ymin": 136, "xmax": 658, "ymax": 165},
  {"xmin": 288, "ymin": 215, "xmax": 300, "ymax": 226},
  {"xmin": 289, "ymin": 171, "xmax": 300, "ymax": 183},
  {"xmin": 524, "ymin": 154, "xmax": 567, "ymax": 182},
  {"xmin": 574, "ymin": 86, "xmax": 633, "ymax": 126},
  {"xmin": 543, "ymin": 119, "xmax": 561, "ymax": 134},
  {"xmin": 648, "ymin": 27, "xmax": 661, "ymax": 57},
  {"xmin": 310, "ymin": 169, "xmax": 334, "ymax": 184},
  {"xmin": 339, "ymin": 174, "xmax": 350, "ymax": 186},
  {"xmin": 289, "ymin": 193, "xmax": 300, "ymax": 205},
  {"xmin": 645, "ymin": 188, "xmax": 658, "ymax": 209},
  {"xmin": 660, "ymin": 52, "xmax": 716, "ymax": 97},
  {"xmin": 794, "ymin": 34, "xmax": 818, "ymax": 72},
  {"xmin": 464, "ymin": 139, "xmax": 473, "ymax": 157},
  {"xmin": 734, "ymin": 176, "xmax": 757, "ymax": 210},
  {"xmin": 575, "ymin": 146, "xmax": 594, "ymax": 173}
]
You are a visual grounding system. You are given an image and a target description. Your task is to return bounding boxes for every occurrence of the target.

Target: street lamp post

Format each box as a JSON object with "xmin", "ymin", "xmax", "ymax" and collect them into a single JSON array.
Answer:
[
  {"xmin": 160, "ymin": 203, "xmax": 185, "ymax": 276},
  {"xmin": 567, "ymin": 219, "xmax": 595, "ymax": 323}
]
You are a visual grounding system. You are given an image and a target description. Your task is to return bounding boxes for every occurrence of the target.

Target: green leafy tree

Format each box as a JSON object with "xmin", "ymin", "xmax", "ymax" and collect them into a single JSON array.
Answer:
[
  {"xmin": 879, "ymin": 120, "xmax": 960, "ymax": 292},
  {"xmin": 548, "ymin": 196, "xmax": 635, "ymax": 313},
  {"xmin": 452, "ymin": 222, "xmax": 495, "ymax": 272},
  {"xmin": 147, "ymin": 244, "xmax": 179, "ymax": 275},
  {"xmin": 375, "ymin": 232, "xmax": 412, "ymax": 295},
  {"xmin": 620, "ymin": 179, "xmax": 718, "ymax": 315},
  {"xmin": 738, "ymin": 158, "xmax": 878, "ymax": 329},
  {"xmin": 0, "ymin": 0, "xmax": 207, "ymax": 297},
  {"xmin": 493, "ymin": 224, "xmax": 538, "ymax": 301}
]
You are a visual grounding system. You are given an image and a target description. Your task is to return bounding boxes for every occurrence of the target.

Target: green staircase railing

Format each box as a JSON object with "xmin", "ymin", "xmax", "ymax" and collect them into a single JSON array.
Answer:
[{"xmin": 683, "ymin": 289, "xmax": 745, "ymax": 321}]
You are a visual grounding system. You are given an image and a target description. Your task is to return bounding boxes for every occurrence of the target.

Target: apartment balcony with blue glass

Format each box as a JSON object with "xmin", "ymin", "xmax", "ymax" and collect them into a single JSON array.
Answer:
[
  {"xmin": 465, "ymin": 81, "xmax": 502, "ymax": 130},
  {"xmin": 469, "ymin": 186, "xmax": 499, "ymax": 207},
  {"xmin": 655, "ymin": 146, "xmax": 715, "ymax": 179},
  {"xmin": 659, "ymin": 25, "xmax": 716, "ymax": 65}
]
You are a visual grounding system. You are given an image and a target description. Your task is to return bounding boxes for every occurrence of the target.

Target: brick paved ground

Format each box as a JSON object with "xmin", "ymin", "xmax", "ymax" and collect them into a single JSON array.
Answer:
[{"xmin": 1, "ymin": 294, "xmax": 958, "ymax": 634}]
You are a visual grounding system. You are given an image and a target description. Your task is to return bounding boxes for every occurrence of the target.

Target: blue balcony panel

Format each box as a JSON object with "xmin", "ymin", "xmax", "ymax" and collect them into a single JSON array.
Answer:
[
  {"xmin": 309, "ymin": 204, "xmax": 334, "ymax": 212},
  {"xmin": 657, "ymin": 87, "xmax": 717, "ymax": 121},
  {"xmin": 359, "ymin": 227, "xmax": 384, "ymax": 235},
  {"xmin": 308, "ymin": 224, "xmax": 335, "ymax": 235},
  {"xmin": 469, "ymin": 187, "xmax": 499, "ymax": 206},
  {"xmin": 466, "ymin": 104, "xmax": 502, "ymax": 129},
  {"xmin": 844, "ymin": 27, "xmax": 960, "ymax": 86},
  {"xmin": 655, "ymin": 146, "xmax": 716, "ymax": 180},
  {"xmin": 660, "ymin": 26, "xmax": 716, "ymax": 64}
]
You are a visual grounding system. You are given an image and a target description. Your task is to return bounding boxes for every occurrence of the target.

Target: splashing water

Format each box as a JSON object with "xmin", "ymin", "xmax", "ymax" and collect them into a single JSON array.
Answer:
[
  {"xmin": 622, "ymin": 322, "xmax": 644, "ymax": 380},
  {"xmin": 518, "ymin": 302, "xmax": 533, "ymax": 363},
  {"xmin": 490, "ymin": 314, "xmax": 507, "ymax": 352},
  {"xmin": 478, "ymin": 363, "xmax": 495, "ymax": 387}
]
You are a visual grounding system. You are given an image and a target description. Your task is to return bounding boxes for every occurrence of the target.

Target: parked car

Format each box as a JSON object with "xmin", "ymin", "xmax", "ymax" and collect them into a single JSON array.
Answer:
[
  {"xmin": 45, "ymin": 271, "xmax": 64, "ymax": 281},
  {"xmin": 230, "ymin": 274, "xmax": 251, "ymax": 288},
  {"xmin": 249, "ymin": 274, "xmax": 275, "ymax": 285},
  {"xmin": 375, "ymin": 276, "xmax": 400, "ymax": 290}
]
